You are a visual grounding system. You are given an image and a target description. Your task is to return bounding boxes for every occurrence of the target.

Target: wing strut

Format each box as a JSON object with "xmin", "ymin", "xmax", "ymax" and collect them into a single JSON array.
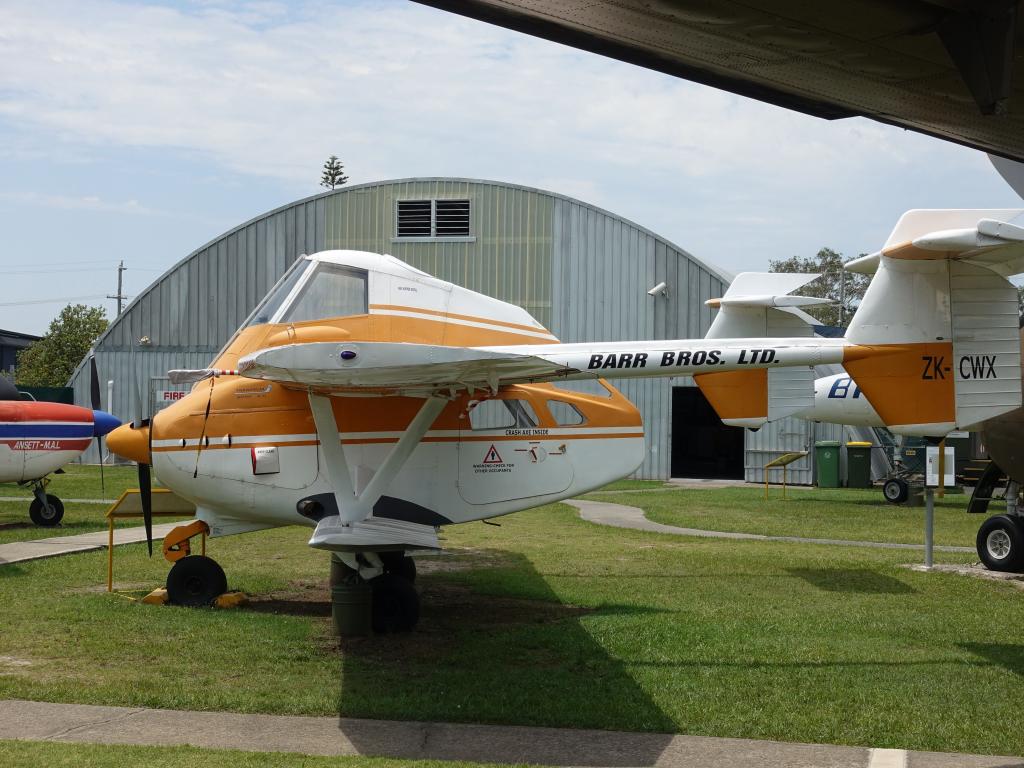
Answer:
[{"xmin": 308, "ymin": 393, "xmax": 445, "ymax": 524}]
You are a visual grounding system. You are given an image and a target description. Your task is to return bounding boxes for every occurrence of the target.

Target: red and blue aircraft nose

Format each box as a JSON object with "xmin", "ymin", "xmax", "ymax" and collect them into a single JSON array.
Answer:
[{"xmin": 92, "ymin": 410, "xmax": 122, "ymax": 437}]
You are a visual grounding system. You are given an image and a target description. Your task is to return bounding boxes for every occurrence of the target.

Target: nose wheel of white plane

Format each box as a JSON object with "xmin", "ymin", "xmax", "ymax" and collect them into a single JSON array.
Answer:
[{"xmin": 28, "ymin": 482, "xmax": 64, "ymax": 527}]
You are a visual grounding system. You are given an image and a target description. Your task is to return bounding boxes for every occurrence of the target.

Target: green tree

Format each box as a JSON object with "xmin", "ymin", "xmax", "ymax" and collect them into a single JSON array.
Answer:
[
  {"xmin": 16, "ymin": 304, "xmax": 108, "ymax": 387},
  {"xmin": 319, "ymin": 155, "xmax": 348, "ymax": 190},
  {"xmin": 768, "ymin": 247, "xmax": 870, "ymax": 327}
]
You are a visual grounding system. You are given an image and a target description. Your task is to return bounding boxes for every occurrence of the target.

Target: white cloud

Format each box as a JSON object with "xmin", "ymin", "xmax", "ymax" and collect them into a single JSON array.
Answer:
[
  {"xmin": 0, "ymin": 191, "xmax": 162, "ymax": 215},
  {"xmin": 0, "ymin": 0, "xmax": 967, "ymax": 191}
]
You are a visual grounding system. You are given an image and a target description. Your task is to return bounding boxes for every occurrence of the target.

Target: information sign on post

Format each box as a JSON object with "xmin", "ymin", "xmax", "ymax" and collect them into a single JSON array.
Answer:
[{"xmin": 925, "ymin": 445, "xmax": 955, "ymax": 487}]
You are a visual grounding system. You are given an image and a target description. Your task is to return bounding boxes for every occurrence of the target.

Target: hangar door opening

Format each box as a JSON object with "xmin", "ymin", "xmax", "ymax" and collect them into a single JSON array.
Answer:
[{"xmin": 671, "ymin": 386, "xmax": 744, "ymax": 479}]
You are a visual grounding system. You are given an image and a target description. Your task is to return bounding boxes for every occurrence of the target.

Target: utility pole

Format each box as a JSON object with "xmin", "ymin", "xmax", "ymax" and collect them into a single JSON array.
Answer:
[
  {"xmin": 107, "ymin": 261, "xmax": 127, "ymax": 316},
  {"xmin": 838, "ymin": 269, "xmax": 846, "ymax": 327}
]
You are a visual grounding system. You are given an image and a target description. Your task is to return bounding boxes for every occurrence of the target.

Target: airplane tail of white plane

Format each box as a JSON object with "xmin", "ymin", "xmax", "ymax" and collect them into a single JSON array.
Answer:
[
  {"xmin": 840, "ymin": 209, "xmax": 1024, "ymax": 435},
  {"xmin": 696, "ymin": 272, "xmax": 827, "ymax": 428}
]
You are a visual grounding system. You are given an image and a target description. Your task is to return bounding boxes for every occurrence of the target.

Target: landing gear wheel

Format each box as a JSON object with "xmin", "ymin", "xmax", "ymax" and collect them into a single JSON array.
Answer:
[
  {"xmin": 883, "ymin": 478, "xmax": 909, "ymax": 505},
  {"xmin": 977, "ymin": 515, "xmax": 1024, "ymax": 572},
  {"xmin": 371, "ymin": 573, "xmax": 420, "ymax": 633},
  {"xmin": 29, "ymin": 494, "xmax": 64, "ymax": 526},
  {"xmin": 380, "ymin": 551, "xmax": 417, "ymax": 583},
  {"xmin": 166, "ymin": 555, "xmax": 228, "ymax": 606}
]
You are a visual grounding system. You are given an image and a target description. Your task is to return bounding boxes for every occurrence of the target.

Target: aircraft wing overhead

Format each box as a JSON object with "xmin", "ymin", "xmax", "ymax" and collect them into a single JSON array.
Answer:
[{"xmin": 413, "ymin": 0, "xmax": 1024, "ymax": 162}]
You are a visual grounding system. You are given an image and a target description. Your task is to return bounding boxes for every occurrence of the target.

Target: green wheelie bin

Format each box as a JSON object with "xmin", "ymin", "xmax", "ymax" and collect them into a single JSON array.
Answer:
[
  {"xmin": 815, "ymin": 441, "xmax": 841, "ymax": 488},
  {"xmin": 846, "ymin": 441, "xmax": 873, "ymax": 488}
]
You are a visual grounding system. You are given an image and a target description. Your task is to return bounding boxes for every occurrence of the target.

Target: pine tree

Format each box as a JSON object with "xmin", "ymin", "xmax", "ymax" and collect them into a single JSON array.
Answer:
[{"xmin": 320, "ymin": 155, "xmax": 349, "ymax": 190}]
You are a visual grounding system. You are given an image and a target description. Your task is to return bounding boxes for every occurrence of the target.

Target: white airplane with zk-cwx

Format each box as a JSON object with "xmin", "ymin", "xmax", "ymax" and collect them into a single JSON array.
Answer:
[
  {"xmin": 695, "ymin": 209, "xmax": 1024, "ymax": 574},
  {"xmin": 104, "ymin": 209, "xmax": 1022, "ymax": 630}
]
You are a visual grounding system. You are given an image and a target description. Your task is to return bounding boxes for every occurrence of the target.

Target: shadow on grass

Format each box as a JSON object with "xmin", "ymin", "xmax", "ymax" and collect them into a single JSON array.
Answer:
[
  {"xmin": 0, "ymin": 522, "xmax": 32, "ymax": 532},
  {"xmin": 787, "ymin": 568, "xmax": 916, "ymax": 594},
  {"xmin": 335, "ymin": 549, "xmax": 677, "ymax": 766},
  {"xmin": 0, "ymin": 562, "xmax": 27, "ymax": 576},
  {"xmin": 960, "ymin": 643, "xmax": 1024, "ymax": 677}
]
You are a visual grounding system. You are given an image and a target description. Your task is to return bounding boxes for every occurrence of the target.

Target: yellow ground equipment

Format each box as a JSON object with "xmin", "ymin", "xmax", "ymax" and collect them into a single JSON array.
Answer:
[
  {"xmin": 764, "ymin": 451, "xmax": 809, "ymax": 499},
  {"xmin": 105, "ymin": 488, "xmax": 197, "ymax": 591}
]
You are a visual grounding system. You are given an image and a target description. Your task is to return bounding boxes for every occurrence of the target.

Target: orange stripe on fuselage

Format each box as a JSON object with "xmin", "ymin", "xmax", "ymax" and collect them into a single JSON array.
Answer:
[
  {"xmin": 152, "ymin": 432, "xmax": 644, "ymax": 453},
  {"xmin": 842, "ymin": 342, "xmax": 954, "ymax": 426}
]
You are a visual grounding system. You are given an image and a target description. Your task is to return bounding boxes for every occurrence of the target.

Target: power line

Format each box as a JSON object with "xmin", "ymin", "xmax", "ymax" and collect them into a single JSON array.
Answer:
[{"xmin": 0, "ymin": 295, "xmax": 108, "ymax": 307}]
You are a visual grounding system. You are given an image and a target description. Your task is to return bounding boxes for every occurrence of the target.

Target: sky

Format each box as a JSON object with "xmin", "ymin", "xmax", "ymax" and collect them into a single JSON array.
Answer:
[{"xmin": 1, "ymin": 0, "xmax": 1021, "ymax": 335}]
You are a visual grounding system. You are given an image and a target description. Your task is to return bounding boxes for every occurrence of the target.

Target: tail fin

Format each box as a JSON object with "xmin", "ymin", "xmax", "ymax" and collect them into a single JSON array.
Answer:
[
  {"xmin": 698, "ymin": 272, "xmax": 829, "ymax": 428},
  {"xmin": 842, "ymin": 209, "xmax": 1024, "ymax": 435}
]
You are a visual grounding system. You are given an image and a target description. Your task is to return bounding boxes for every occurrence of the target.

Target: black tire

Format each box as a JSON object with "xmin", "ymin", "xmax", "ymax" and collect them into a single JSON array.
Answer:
[
  {"xmin": 29, "ymin": 494, "xmax": 64, "ymax": 526},
  {"xmin": 379, "ymin": 551, "xmax": 417, "ymax": 583},
  {"xmin": 166, "ymin": 555, "xmax": 228, "ymax": 607},
  {"xmin": 371, "ymin": 573, "xmax": 420, "ymax": 633},
  {"xmin": 977, "ymin": 515, "xmax": 1024, "ymax": 572},
  {"xmin": 883, "ymin": 478, "xmax": 909, "ymax": 505}
]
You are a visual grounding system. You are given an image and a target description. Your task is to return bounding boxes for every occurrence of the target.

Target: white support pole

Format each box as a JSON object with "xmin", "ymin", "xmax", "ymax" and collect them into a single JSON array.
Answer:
[
  {"xmin": 308, "ymin": 393, "xmax": 360, "ymax": 522},
  {"xmin": 924, "ymin": 488, "xmax": 934, "ymax": 569},
  {"xmin": 359, "ymin": 396, "xmax": 445, "ymax": 510}
]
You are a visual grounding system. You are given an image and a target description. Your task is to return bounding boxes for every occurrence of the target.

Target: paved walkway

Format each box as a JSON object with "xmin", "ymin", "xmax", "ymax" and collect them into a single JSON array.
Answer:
[
  {"xmin": 0, "ymin": 521, "xmax": 184, "ymax": 565},
  {"xmin": 567, "ymin": 499, "xmax": 975, "ymax": 553},
  {"xmin": 0, "ymin": 700, "xmax": 1017, "ymax": 767}
]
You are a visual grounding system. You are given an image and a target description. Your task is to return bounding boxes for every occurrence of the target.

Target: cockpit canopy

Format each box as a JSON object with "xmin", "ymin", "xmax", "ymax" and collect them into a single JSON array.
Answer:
[{"xmin": 246, "ymin": 257, "xmax": 368, "ymax": 327}]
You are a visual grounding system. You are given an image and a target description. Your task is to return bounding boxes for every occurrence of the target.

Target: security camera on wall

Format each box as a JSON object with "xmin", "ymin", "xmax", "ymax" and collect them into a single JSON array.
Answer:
[{"xmin": 647, "ymin": 281, "xmax": 668, "ymax": 297}]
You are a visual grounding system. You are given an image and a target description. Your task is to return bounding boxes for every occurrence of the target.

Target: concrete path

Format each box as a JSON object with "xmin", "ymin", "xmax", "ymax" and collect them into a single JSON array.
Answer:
[
  {"xmin": 0, "ymin": 522, "xmax": 184, "ymax": 565},
  {"xmin": 0, "ymin": 700, "xmax": 1018, "ymax": 767},
  {"xmin": 568, "ymin": 499, "xmax": 976, "ymax": 553}
]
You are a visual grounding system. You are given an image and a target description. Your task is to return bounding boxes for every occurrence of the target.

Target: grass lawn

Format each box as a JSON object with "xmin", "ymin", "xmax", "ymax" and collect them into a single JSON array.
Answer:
[
  {"xmin": 1, "ymin": 484, "xmax": 1023, "ymax": 757},
  {"xmin": 0, "ymin": 740, "xmax": 510, "ymax": 767},
  {"xmin": 602, "ymin": 486, "xmax": 985, "ymax": 548}
]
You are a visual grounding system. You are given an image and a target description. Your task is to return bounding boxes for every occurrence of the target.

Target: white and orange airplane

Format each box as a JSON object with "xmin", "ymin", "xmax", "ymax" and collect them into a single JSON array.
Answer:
[{"xmin": 104, "ymin": 213, "xmax": 1022, "ymax": 627}]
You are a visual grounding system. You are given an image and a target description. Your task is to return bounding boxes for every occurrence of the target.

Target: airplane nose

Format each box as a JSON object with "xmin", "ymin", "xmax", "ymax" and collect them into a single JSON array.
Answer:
[
  {"xmin": 92, "ymin": 410, "xmax": 122, "ymax": 438},
  {"xmin": 106, "ymin": 422, "xmax": 151, "ymax": 464}
]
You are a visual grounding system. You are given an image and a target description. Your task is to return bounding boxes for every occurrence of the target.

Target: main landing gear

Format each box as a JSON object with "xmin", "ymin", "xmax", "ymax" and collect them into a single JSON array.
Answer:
[
  {"xmin": 28, "ymin": 480, "xmax": 63, "ymax": 527},
  {"xmin": 331, "ymin": 551, "xmax": 420, "ymax": 634}
]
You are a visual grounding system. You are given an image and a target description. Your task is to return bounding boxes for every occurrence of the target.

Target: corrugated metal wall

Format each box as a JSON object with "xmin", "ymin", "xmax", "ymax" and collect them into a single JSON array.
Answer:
[
  {"xmin": 550, "ymin": 198, "xmax": 728, "ymax": 479},
  {"xmin": 323, "ymin": 180, "xmax": 553, "ymax": 328},
  {"xmin": 69, "ymin": 177, "xmax": 734, "ymax": 478}
]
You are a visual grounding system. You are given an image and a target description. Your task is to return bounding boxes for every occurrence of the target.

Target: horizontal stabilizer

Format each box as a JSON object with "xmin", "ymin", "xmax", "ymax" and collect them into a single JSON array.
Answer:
[
  {"xmin": 705, "ymin": 272, "xmax": 826, "ymax": 339},
  {"xmin": 846, "ymin": 209, "xmax": 1024, "ymax": 277}
]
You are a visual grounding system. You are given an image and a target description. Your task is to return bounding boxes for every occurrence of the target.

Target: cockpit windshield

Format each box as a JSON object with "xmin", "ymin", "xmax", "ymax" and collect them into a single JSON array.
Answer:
[
  {"xmin": 243, "ymin": 259, "xmax": 368, "ymax": 328},
  {"xmin": 281, "ymin": 263, "xmax": 367, "ymax": 323},
  {"xmin": 245, "ymin": 258, "xmax": 311, "ymax": 328}
]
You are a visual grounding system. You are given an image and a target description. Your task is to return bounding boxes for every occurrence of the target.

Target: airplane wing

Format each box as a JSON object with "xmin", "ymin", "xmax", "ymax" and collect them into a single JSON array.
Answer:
[{"xmin": 234, "ymin": 338, "xmax": 848, "ymax": 395}]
